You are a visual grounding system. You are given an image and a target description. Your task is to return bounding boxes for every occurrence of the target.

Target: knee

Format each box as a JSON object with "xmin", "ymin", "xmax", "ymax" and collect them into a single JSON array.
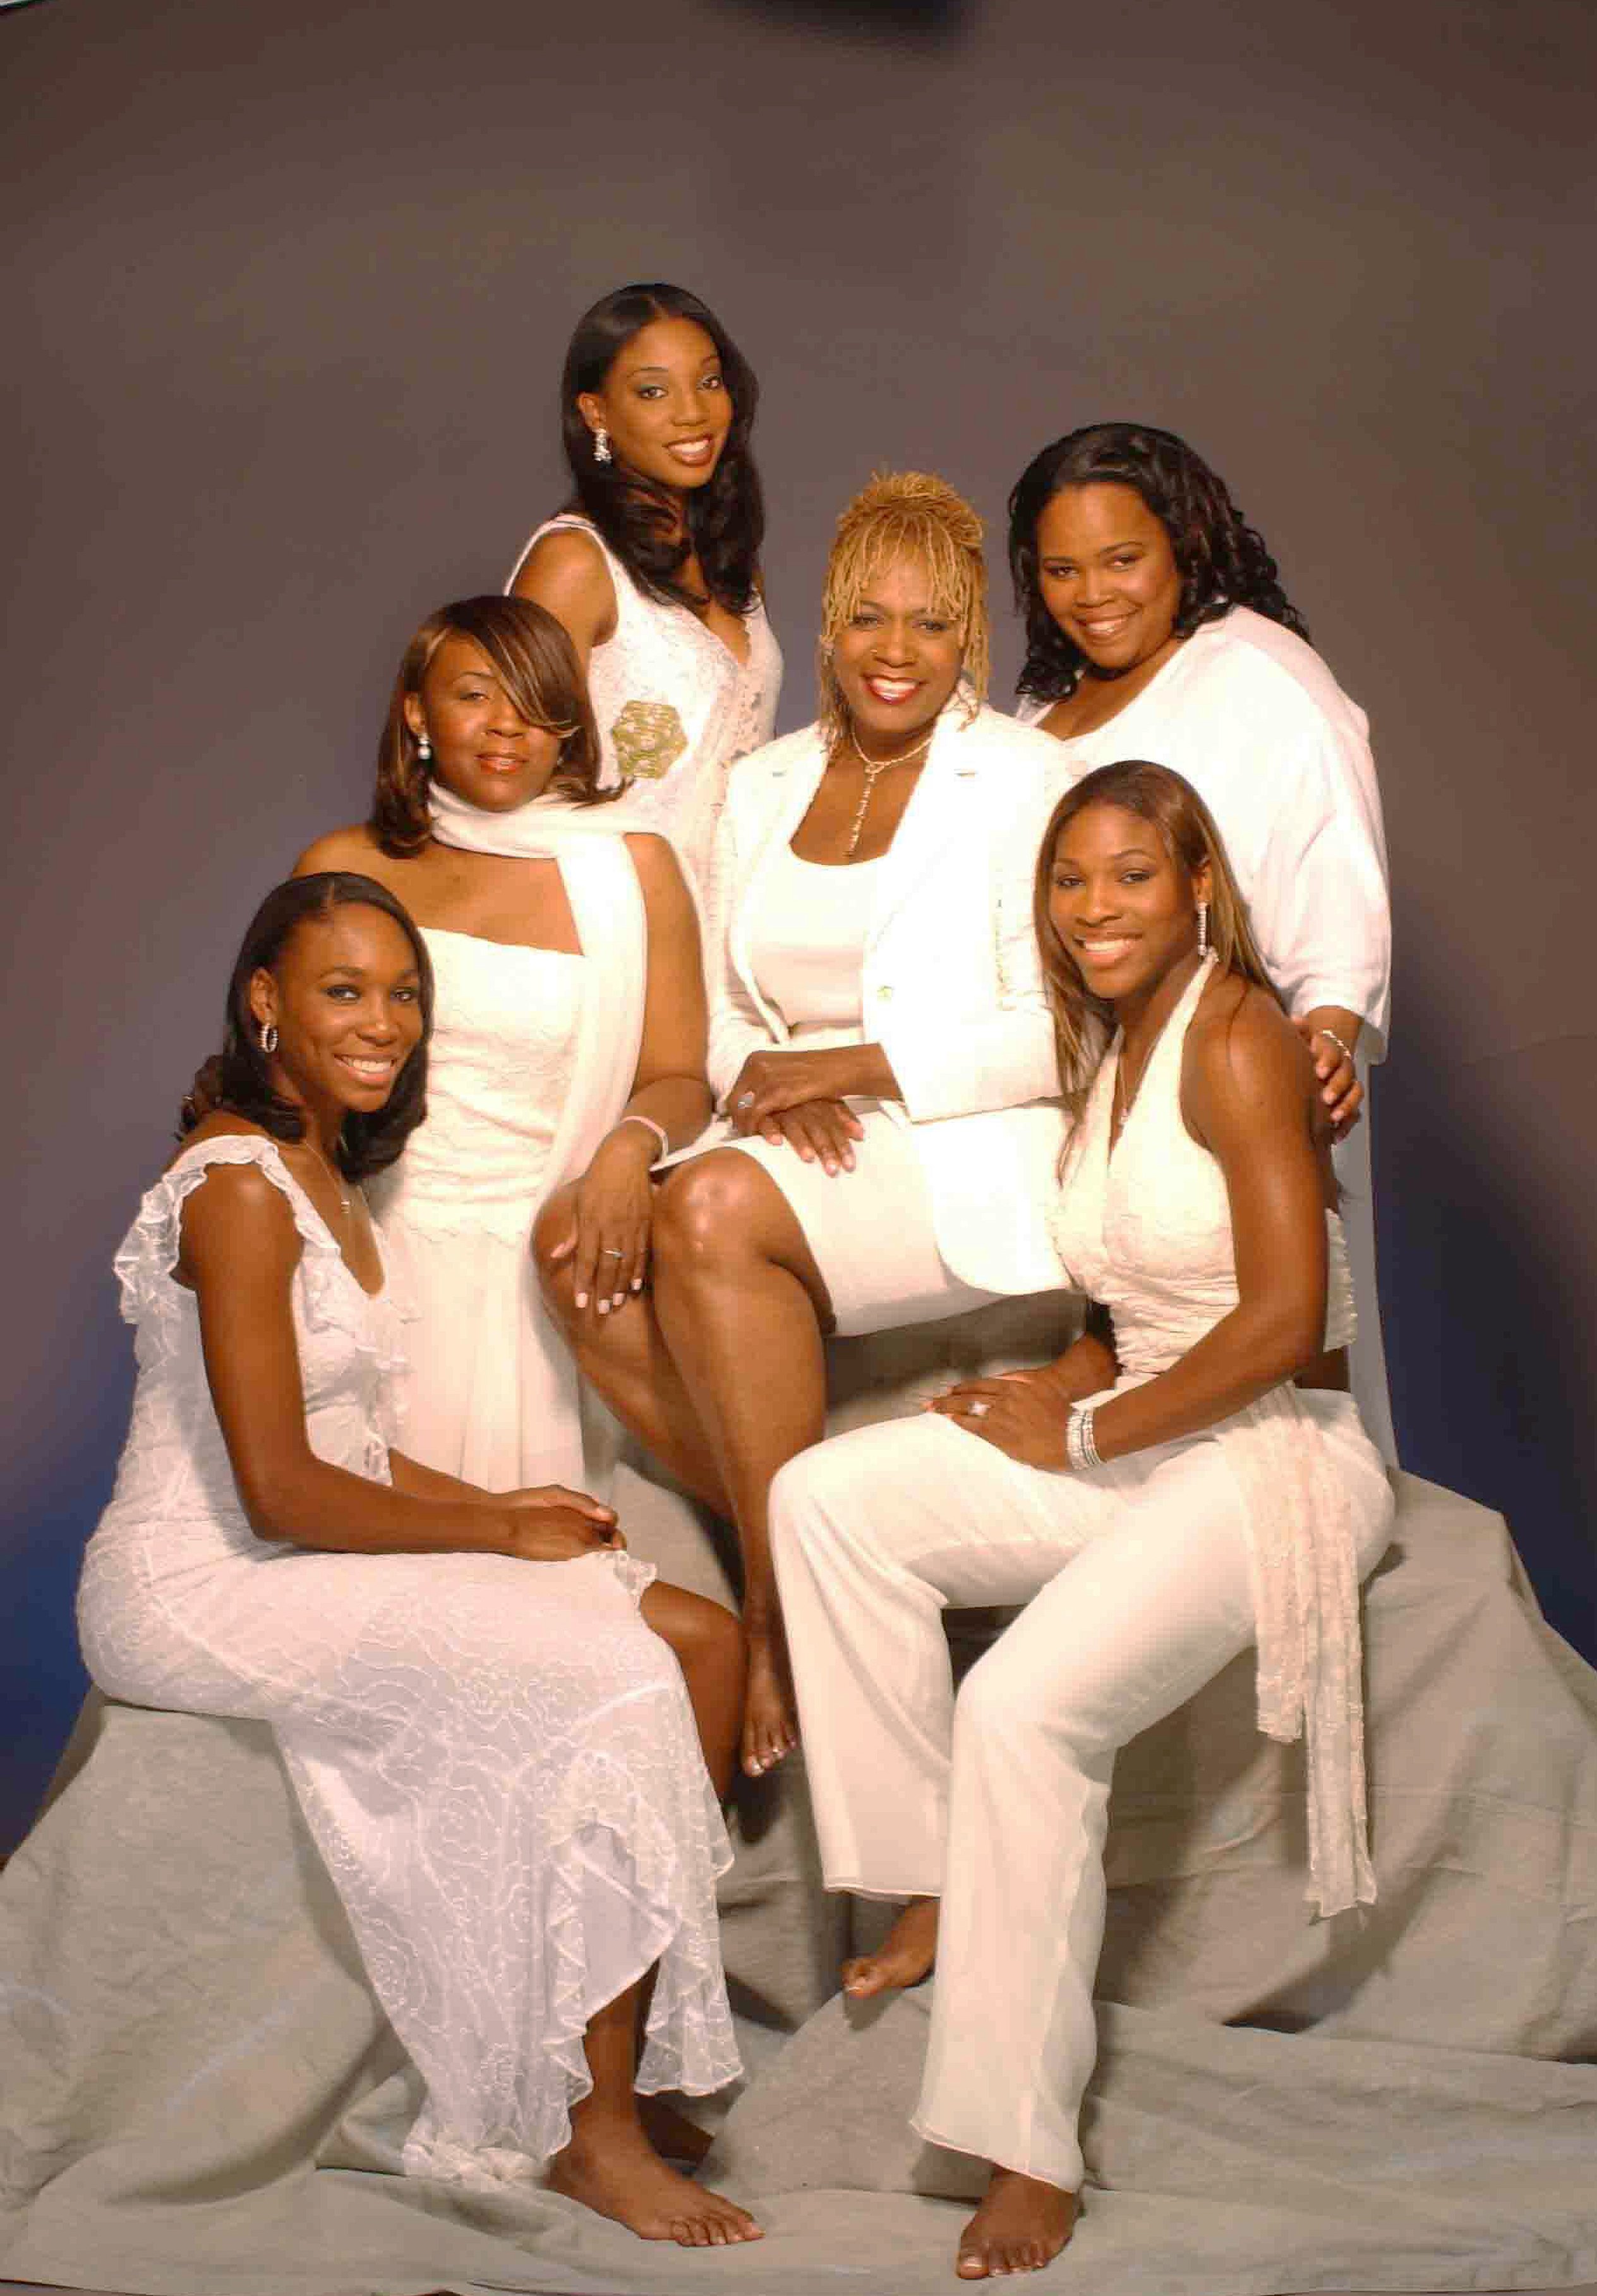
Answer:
[
  {"xmin": 672, "ymin": 1593, "xmax": 745, "ymax": 1678},
  {"xmin": 653, "ymin": 1152, "xmax": 775, "ymax": 1278}
]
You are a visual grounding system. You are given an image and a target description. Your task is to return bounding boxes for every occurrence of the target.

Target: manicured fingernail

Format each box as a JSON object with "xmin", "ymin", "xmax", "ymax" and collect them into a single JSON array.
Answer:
[
  {"xmin": 574, "ymin": 1292, "xmax": 588, "ymax": 1308},
  {"xmin": 598, "ymin": 1301, "xmax": 610, "ymax": 1316},
  {"xmin": 612, "ymin": 1291, "xmax": 624, "ymax": 1306},
  {"xmin": 631, "ymin": 1278, "xmax": 643, "ymax": 1291}
]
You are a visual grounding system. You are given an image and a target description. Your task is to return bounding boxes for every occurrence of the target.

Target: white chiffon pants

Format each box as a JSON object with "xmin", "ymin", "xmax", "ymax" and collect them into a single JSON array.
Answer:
[{"xmin": 768, "ymin": 1391, "xmax": 1393, "ymax": 2191}]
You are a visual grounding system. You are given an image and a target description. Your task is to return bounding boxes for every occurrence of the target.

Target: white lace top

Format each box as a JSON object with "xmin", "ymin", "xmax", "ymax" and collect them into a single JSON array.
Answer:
[
  {"xmin": 95, "ymin": 1133, "xmax": 407, "ymax": 1548},
  {"xmin": 506, "ymin": 514, "xmax": 781, "ymax": 888},
  {"xmin": 1051, "ymin": 958, "xmax": 1373, "ymax": 1916}
]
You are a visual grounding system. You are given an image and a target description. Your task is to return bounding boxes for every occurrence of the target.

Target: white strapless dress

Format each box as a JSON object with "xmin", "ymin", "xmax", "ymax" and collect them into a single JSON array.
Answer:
[{"xmin": 76, "ymin": 1133, "xmax": 738, "ymax": 2187}]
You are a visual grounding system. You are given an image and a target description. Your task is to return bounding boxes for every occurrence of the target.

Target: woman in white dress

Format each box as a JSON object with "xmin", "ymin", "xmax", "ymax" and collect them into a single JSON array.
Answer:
[
  {"xmin": 536, "ymin": 474, "xmax": 1066, "ymax": 1779},
  {"xmin": 1008, "ymin": 422, "xmax": 1395, "ymax": 1450},
  {"xmin": 507, "ymin": 282, "xmax": 781, "ymax": 890},
  {"xmin": 768, "ymin": 761, "xmax": 1394, "ymax": 2278},
  {"xmin": 77, "ymin": 873, "xmax": 761, "ymax": 2245},
  {"xmin": 296, "ymin": 598, "xmax": 726, "ymax": 1635}
]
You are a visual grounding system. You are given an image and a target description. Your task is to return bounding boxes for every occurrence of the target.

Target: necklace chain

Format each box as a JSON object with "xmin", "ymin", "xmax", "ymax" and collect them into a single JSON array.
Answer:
[
  {"xmin": 304, "ymin": 1135, "xmax": 352, "ymax": 1216},
  {"xmin": 843, "ymin": 723, "xmax": 935, "ymax": 857}
]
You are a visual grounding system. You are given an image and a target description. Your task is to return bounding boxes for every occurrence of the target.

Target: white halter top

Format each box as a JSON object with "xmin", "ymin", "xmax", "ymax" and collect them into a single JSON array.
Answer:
[{"xmin": 1052, "ymin": 958, "xmax": 1372, "ymax": 1918}]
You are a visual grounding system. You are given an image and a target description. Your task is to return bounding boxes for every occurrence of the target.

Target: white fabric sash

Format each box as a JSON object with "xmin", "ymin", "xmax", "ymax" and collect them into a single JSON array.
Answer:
[{"xmin": 425, "ymin": 787, "xmax": 648, "ymax": 1489}]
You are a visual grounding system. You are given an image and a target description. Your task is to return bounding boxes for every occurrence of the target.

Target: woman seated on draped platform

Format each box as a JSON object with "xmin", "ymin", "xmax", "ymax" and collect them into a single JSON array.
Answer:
[
  {"xmin": 536, "ymin": 471, "xmax": 1068, "ymax": 1779},
  {"xmin": 77, "ymin": 872, "xmax": 761, "ymax": 2247},
  {"xmin": 768, "ymin": 761, "xmax": 1395, "ymax": 2280}
]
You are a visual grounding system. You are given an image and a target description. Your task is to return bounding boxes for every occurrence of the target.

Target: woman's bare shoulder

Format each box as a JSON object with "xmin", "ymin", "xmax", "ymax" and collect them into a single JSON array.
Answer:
[
  {"xmin": 1185, "ymin": 974, "xmax": 1313, "ymax": 1120},
  {"xmin": 294, "ymin": 823, "xmax": 384, "ymax": 875}
]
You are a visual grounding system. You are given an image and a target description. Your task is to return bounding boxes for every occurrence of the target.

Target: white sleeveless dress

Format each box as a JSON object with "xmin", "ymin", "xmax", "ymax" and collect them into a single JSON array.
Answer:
[
  {"xmin": 506, "ymin": 514, "xmax": 781, "ymax": 890},
  {"xmin": 76, "ymin": 1133, "xmax": 738, "ymax": 2189},
  {"xmin": 770, "ymin": 959, "xmax": 1394, "ymax": 2189},
  {"xmin": 367, "ymin": 929, "xmax": 591, "ymax": 1490}
]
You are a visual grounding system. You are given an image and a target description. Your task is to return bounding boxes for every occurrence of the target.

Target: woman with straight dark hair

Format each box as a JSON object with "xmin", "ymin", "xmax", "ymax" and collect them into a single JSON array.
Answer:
[
  {"xmin": 770, "ymin": 763, "xmax": 1394, "ymax": 2277},
  {"xmin": 507, "ymin": 282, "xmax": 781, "ymax": 886},
  {"xmin": 77, "ymin": 873, "xmax": 760, "ymax": 2241},
  {"xmin": 1008, "ymin": 421, "xmax": 1394, "ymax": 1450}
]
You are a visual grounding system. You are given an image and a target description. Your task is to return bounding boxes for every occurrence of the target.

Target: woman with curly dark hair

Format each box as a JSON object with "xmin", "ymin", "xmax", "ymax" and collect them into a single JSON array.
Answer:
[
  {"xmin": 75, "ymin": 871, "xmax": 760, "ymax": 2245},
  {"xmin": 1009, "ymin": 423, "xmax": 1394, "ymax": 1447},
  {"xmin": 507, "ymin": 282, "xmax": 782, "ymax": 887}
]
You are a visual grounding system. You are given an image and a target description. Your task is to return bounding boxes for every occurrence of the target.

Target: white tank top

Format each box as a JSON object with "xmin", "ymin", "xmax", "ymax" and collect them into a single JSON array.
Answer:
[
  {"xmin": 745, "ymin": 845, "xmax": 881, "ymax": 1041},
  {"xmin": 505, "ymin": 514, "xmax": 781, "ymax": 890}
]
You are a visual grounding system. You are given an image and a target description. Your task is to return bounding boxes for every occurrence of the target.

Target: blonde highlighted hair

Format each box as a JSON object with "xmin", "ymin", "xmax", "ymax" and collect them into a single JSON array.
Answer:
[
  {"xmin": 1033, "ymin": 760, "xmax": 1281, "ymax": 1124},
  {"xmin": 817, "ymin": 471, "xmax": 990, "ymax": 740}
]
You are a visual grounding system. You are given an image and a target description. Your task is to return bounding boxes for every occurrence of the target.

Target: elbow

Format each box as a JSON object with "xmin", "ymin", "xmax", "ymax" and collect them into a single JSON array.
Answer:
[
  {"xmin": 1253, "ymin": 1300, "xmax": 1329, "ymax": 1386},
  {"xmin": 234, "ymin": 1463, "xmax": 315, "ymax": 1544}
]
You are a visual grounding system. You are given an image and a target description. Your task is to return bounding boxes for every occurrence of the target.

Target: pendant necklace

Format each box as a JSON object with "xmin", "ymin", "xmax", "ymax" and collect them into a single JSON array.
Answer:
[
  {"xmin": 305, "ymin": 1135, "xmax": 352, "ymax": 1217},
  {"xmin": 844, "ymin": 725, "xmax": 935, "ymax": 858}
]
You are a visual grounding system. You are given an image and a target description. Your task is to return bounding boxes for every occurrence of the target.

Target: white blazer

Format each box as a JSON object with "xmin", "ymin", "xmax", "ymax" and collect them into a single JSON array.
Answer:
[{"xmin": 705, "ymin": 701, "xmax": 1068, "ymax": 1296}]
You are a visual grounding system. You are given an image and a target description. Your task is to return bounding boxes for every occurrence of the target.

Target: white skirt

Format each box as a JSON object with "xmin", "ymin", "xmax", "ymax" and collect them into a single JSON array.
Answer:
[{"xmin": 718, "ymin": 1104, "xmax": 1003, "ymax": 1338}]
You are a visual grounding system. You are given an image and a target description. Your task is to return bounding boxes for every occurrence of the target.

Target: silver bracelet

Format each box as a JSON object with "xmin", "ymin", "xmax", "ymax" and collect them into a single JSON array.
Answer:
[
  {"xmin": 1314, "ymin": 1027, "xmax": 1356, "ymax": 1066},
  {"xmin": 613, "ymin": 1113, "xmax": 670, "ymax": 1166},
  {"xmin": 1066, "ymin": 1404, "xmax": 1102, "ymax": 1473}
]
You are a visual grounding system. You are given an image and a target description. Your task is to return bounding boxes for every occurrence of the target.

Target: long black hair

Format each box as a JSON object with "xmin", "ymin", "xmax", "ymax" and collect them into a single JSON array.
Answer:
[
  {"xmin": 1009, "ymin": 423, "xmax": 1310, "ymax": 704},
  {"xmin": 559, "ymin": 282, "xmax": 763, "ymax": 616},
  {"xmin": 180, "ymin": 873, "xmax": 434, "ymax": 1181}
]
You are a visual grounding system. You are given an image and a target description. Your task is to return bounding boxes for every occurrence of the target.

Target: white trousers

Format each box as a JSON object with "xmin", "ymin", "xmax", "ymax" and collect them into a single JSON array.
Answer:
[{"xmin": 768, "ymin": 1391, "xmax": 1393, "ymax": 2190}]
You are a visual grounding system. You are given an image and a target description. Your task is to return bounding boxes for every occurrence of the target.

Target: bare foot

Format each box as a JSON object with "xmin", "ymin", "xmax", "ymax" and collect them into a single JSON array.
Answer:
[
  {"xmin": 841, "ymin": 1895, "xmax": 939, "ymax": 1999},
  {"xmin": 546, "ymin": 2112, "xmax": 762, "ymax": 2246},
  {"xmin": 955, "ymin": 2166, "xmax": 1077, "ymax": 2278},
  {"xmin": 740, "ymin": 1629, "xmax": 798, "ymax": 1777},
  {"xmin": 637, "ymin": 2093, "xmax": 714, "ymax": 2166}
]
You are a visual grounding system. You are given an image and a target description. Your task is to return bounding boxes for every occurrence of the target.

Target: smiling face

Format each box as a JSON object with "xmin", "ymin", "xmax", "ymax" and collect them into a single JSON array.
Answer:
[
  {"xmin": 1034, "ymin": 482, "xmax": 1184, "ymax": 679},
  {"xmin": 829, "ymin": 552, "xmax": 966, "ymax": 755},
  {"xmin": 404, "ymin": 634, "xmax": 565, "ymax": 814},
  {"xmin": 249, "ymin": 905, "xmax": 425, "ymax": 1126},
  {"xmin": 1047, "ymin": 800, "xmax": 1210, "ymax": 1005},
  {"xmin": 577, "ymin": 315, "xmax": 733, "ymax": 493}
]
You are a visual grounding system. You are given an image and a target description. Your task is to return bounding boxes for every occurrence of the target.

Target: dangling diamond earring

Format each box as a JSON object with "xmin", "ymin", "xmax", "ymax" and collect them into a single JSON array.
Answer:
[
  {"xmin": 261, "ymin": 1022, "xmax": 279, "ymax": 1055},
  {"xmin": 417, "ymin": 731, "xmax": 431, "ymax": 762},
  {"xmin": 1196, "ymin": 900, "xmax": 1210, "ymax": 958},
  {"xmin": 593, "ymin": 426, "xmax": 612, "ymax": 465}
]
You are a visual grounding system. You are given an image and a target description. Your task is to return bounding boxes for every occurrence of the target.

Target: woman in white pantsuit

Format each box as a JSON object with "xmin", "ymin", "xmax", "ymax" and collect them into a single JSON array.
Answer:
[
  {"xmin": 538, "ymin": 474, "xmax": 1066, "ymax": 1779},
  {"xmin": 769, "ymin": 761, "xmax": 1394, "ymax": 2279}
]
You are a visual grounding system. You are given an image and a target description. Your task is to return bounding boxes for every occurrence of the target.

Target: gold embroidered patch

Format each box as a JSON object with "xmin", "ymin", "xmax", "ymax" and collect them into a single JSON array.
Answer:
[{"xmin": 611, "ymin": 699, "xmax": 689, "ymax": 782}]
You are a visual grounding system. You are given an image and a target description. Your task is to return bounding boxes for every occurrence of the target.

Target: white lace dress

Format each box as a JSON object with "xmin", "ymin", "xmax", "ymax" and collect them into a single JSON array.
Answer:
[
  {"xmin": 507, "ymin": 514, "xmax": 781, "ymax": 889},
  {"xmin": 76, "ymin": 1133, "xmax": 738, "ymax": 2189}
]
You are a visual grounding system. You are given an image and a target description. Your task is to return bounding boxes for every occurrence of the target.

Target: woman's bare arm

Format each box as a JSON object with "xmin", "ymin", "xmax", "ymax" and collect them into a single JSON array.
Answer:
[
  {"xmin": 507, "ymin": 528, "xmax": 617, "ymax": 671},
  {"xmin": 181, "ymin": 1163, "xmax": 618, "ymax": 1557}
]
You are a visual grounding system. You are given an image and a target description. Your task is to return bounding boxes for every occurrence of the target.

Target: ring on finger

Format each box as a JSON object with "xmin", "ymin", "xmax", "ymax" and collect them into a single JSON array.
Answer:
[
  {"xmin": 736, "ymin": 1091, "xmax": 756, "ymax": 1109},
  {"xmin": 966, "ymin": 1399, "xmax": 991, "ymax": 1419},
  {"xmin": 600, "ymin": 1247, "xmax": 625, "ymax": 1258}
]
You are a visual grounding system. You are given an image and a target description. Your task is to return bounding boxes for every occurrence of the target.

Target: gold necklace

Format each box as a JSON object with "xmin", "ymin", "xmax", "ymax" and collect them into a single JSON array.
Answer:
[
  {"xmin": 843, "ymin": 725, "xmax": 935, "ymax": 858},
  {"xmin": 304, "ymin": 1135, "xmax": 352, "ymax": 1217}
]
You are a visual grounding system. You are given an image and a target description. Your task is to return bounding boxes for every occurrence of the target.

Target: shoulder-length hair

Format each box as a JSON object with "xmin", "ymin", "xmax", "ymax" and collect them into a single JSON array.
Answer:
[
  {"xmin": 559, "ymin": 281, "xmax": 764, "ymax": 617},
  {"xmin": 1034, "ymin": 759, "xmax": 1280, "ymax": 1125},
  {"xmin": 816, "ymin": 470, "xmax": 990, "ymax": 742},
  {"xmin": 179, "ymin": 873, "xmax": 435, "ymax": 1181},
  {"xmin": 1009, "ymin": 423, "xmax": 1311, "ymax": 704},
  {"xmin": 370, "ymin": 594, "xmax": 608, "ymax": 857}
]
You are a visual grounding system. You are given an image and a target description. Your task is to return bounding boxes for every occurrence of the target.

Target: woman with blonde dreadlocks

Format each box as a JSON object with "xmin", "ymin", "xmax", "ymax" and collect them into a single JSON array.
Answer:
[{"xmin": 536, "ymin": 473, "xmax": 1066, "ymax": 1777}]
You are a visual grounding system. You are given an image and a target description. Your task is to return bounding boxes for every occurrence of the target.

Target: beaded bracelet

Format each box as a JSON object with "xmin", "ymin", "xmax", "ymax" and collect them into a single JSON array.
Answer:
[{"xmin": 1066, "ymin": 1405, "xmax": 1102, "ymax": 1473}]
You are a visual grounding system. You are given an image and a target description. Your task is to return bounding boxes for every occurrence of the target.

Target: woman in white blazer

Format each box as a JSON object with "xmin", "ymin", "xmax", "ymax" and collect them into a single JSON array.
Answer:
[{"xmin": 538, "ymin": 473, "xmax": 1064, "ymax": 1777}]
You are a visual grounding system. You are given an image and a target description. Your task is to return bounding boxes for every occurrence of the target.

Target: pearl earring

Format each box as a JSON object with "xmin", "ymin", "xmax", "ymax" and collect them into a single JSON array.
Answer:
[
  {"xmin": 593, "ymin": 426, "xmax": 612, "ymax": 464},
  {"xmin": 417, "ymin": 731, "xmax": 431, "ymax": 761}
]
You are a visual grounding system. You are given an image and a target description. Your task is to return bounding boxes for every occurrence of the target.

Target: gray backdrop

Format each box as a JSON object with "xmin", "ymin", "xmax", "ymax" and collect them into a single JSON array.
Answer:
[{"xmin": 4, "ymin": 0, "xmax": 1594, "ymax": 1847}]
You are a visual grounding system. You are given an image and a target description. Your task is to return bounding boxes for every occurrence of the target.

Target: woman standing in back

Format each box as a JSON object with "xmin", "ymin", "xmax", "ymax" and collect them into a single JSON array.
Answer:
[{"xmin": 507, "ymin": 282, "xmax": 781, "ymax": 888}]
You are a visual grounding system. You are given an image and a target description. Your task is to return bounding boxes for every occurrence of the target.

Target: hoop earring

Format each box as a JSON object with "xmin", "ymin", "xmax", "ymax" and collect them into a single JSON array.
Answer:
[
  {"xmin": 261, "ymin": 1022, "xmax": 279, "ymax": 1056},
  {"xmin": 1196, "ymin": 901, "xmax": 1210, "ymax": 958},
  {"xmin": 593, "ymin": 426, "xmax": 612, "ymax": 465}
]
